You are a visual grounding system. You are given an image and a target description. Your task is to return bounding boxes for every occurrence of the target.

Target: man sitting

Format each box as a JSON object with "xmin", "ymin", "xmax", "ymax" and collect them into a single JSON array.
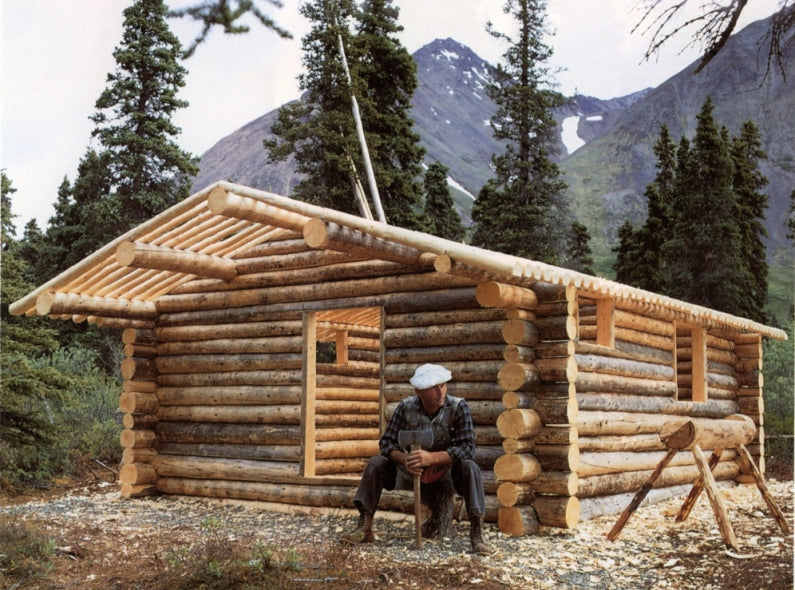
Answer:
[{"xmin": 340, "ymin": 363, "xmax": 495, "ymax": 555}]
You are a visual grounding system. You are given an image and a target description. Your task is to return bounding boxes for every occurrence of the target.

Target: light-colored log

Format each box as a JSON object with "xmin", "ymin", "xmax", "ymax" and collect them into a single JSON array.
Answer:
[
  {"xmin": 580, "ymin": 325, "xmax": 674, "ymax": 351},
  {"xmin": 159, "ymin": 442, "xmax": 302, "ymax": 462},
  {"xmin": 501, "ymin": 319, "xmax": 539, "ymax": 346},
  {"xmin": 498, "ymin": 363, "xmax": 541, "ymax": 391},
  {"xmin": 385, "ymin": 307, "xmax": 508, "ymax": 328},
  {"xmin": 316, "ymin": 427, "xmax": 380, "ymax": 442},
  {"xmin": 120, "ymin": 483, "xmax": 158, "ymax": 499},
  {"xmin": 124, "ymin": 343, "xmax": 157, "ymax": 359},
  {"xmin": 383, "ymin": 359, "xmax": 504, "ymax": 383},
  {"xmin": 156, "ymin": 321, "xmax": 302, "ymax": 342},
  {"xmin": 119, "ymin": 391, "xmax": 159, "ymax": 414},
  {"xmin": 36, "ymin": 291, "xmax": 158, "ymax": 319},
  {"xmin": 577, "ymin": 449, "xmax": 736, "ymax": 478},
  {"xmin": 386, "ymin": 343, "xmax": 505, "ymax": 364},
  {"xmin": 475, "ymin": 281, "xmax": 538, "ymax": 310},
  {"xmin": 122, "ymin": 447, "xmax": 157, "ymax": 464},
  {"xmin": 155, "ymin": 353, "xmax": 303, "ymax": 374},
  {"xmin": 385, "ymin": 321, "xmax": 505, "ymax": 348},
  {"xmin": 304, "ymin": 218, "xmax": 424, "ymax": 265},
  {"xmin": 155, "ymin": 421, "xmax": 301, "ymax": 445},
  {"xmin": 535, "ymin": 356, "xmax": 578, "ymax": 383},
  {"xmin": 157, "ymin": 405, "xmax": 301, "ymax": 424},
  {"xmin": 502, "ymin": 438, "xmax": 535, "ymax": 455},
  {"xmin": 496, "ymin": 408, "xmax": 543, "ymax": 439},
  {"xmin": 532, "ymin": 397, "xmax": 578, "ymax": 426},
  {"xmin": 578, "ymin": 460, "xmax": 738, "ymax": 499},
  {"xmin": 575, "ymin": 354, "xmax": 674, "ymax": 381},
  {"xmin": 532, "ymin": 471, "xmax": 579, "ymax": 496},
  {"xmin": 535, "ymin": 426, "xmax": 577, "ymax": 446},
  {"xmin": 119, "ymin": 463, "xmax": 157, "ymax": 485},
  {"xmin": 659, "ymin": 414, "xmax": 756, "ymax": 450},
  {"xmin": 158, "ymin": 385, "xmax": 301, "ymax": 406},
  {"xmin": 316, "ymin": 387, "xmax": 379, "ymax": 402},
  {"xmin": 535, "ymin": 315, "xmax": 577, "ymax": 341},
  {"xmin": 576, "ymin": 392, "xmax": 739, "ymax": 418},
  {"xmin": 501, "ymin": 391, "xmax": 536, "ymax": 410},
  {"xmin": 503, "ymin": 344, "xmax": 538, "ymax": 363},
  {"xmin": 533, "ymin": 495, "xmax": 579, "ymax": 528},
  {"xmin": 157, "ymin": 369, "xmax": 301, "ymax": 387},
  {"xmin": 157, "ymin": 336, "xmax": 303, "ymax": 356},
  {"xmin": 497, "ymin": 482, "xmax": 535, "ymax": 507},
  {"xmin": 498, "ymin": 506, "xmax": 540, "ymax": 536},
  {"xmin": 153, "ymin": 454, "xmax": 300, "ymax": 483},
  {"xmin": 208, "ymin": 188, "xmax": 311, "ymax": 230},
  {"xmin": 120, "ymin": 358, "xmax": 157, "ymax": 381},
  {"xmin": 122, "ymin": 328, "xmax": 157, "ymax": 344},
  {"xmin": 313, "ymin": 457, "xmax": 369, "ymax": 475},
  {"xmin": 578, "ymin": 433, "xmax": 665, "ymax": 453},
  {"xmin": 493, "ymin": 453, "xmax": 542, "ymax": 482},
  {"xmin": 576, "ymin": 371, "xmax": 677, "ymax": 396},
  {"xmin": 578, "ymin": 411, "xmax": 684, "ymax": 436},
  {"xmin": 385, "ymin": 381, "xmax": 507, "ymax": 403},
  {"xmin": 533, "ymin": 444, "xmax": 579, "ymax": 472},
  {"xmin": 234, "ymin": 248, "xmax": 360, "ymax": 275},
  {"xmin": 116, "ymin": 241, "xmax": 237, "ymax": 281},
  {"xmin": 122, "ymin": 413, "xmax": 158, "ymax": 430},
  {"xmin": 315, "ymin": 440, "xmax": 379, "ymax": 459},
  {"xmin": 120, "ymin": 429, "xmax": 157, "ymax": 448}
]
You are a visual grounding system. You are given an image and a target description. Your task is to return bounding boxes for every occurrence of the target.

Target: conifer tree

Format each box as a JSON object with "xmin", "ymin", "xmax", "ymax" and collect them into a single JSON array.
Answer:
[
  {"xmin": 41, "ymin": 0, "xmax": 197, "ymax": 279},
  {"xmin": 1, "ymin": 173, "xmax": 69, "ymax": 457},
  {"xmin": 731, "ymin": 121, "xmax": 769, "ymax": 323},
  {"xmin": 566, "ymin": 221, "xmax": 594, "ymax": 275},
  {"xmin": 470, "ymin": 0, "xmax": 573, "ymax": 263},
  {"xmin": 423, "ymin": 161, "xmax": 465, "ymax": 241},
  {"xmin": 352, "ymin": 0, "xmax": 426, "ymax": 229},
  {"xmin": 662, "ymin": 97, "xmax": 749, "ymax": 314}
]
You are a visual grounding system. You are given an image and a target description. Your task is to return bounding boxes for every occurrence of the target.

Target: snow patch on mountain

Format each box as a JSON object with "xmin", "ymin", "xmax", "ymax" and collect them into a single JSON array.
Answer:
[{"xmin": 561, "ymin": 116, "xmax": 585, "ymax": 155}]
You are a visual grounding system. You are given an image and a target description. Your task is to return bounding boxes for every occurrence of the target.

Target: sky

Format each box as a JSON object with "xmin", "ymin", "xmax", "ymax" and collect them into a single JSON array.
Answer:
[{"xmin": 0, "ymin": 0, "xmax": 782, "ymax": 230}]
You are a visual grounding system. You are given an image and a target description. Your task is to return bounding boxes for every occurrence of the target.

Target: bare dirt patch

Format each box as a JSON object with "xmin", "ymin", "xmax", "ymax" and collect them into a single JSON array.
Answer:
[{"xmin": 1, "ymin": 477, "xmax": 792, "ymax": 589}]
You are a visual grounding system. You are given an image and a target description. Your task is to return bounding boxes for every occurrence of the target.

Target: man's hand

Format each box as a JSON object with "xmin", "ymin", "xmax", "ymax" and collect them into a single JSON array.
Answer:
[{"xmin": 404, "ymin": 449, "xmax": 429, "ymax": 476}]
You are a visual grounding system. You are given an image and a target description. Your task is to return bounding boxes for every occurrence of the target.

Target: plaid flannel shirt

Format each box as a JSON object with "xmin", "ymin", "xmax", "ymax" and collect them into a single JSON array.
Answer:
[{"xmin": 379, "ymin": 394, "xmax": 476, "ymax": 464}]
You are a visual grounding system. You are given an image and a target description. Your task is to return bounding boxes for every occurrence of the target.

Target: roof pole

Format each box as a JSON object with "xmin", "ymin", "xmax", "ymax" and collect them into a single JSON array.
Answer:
[{"xmin": 337, "ymin": 33, "xmax": 387, "ymax": 224}]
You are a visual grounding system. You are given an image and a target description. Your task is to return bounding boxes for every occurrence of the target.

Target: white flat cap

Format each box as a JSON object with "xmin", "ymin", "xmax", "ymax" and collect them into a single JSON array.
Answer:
[{"xmin": 410, "ymin": 363, "xmax": 452, "ymax": 390}]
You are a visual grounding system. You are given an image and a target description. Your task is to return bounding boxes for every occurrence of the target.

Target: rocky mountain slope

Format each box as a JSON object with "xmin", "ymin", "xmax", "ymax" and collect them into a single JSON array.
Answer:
[{"xmin": 192, "ymin": 16, "xmax": 793, "ymax": 311}]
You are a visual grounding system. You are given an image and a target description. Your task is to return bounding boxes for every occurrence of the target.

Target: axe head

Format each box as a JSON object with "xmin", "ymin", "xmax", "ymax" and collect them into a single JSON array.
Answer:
[{"xmin": 398, "ymin": 429, "xmax": 434, "ymax": 450}]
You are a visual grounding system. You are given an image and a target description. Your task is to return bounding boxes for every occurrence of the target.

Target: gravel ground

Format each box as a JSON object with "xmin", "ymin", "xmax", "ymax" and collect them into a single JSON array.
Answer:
[{"xmin": 1, "ymin": 478, "xmax": 792, "ymax": 589}]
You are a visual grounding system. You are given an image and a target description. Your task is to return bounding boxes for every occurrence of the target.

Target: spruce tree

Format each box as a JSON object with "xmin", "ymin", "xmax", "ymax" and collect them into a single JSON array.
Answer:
[
  {"xmin": 566, "ymin": 221, "xmax": 594, "ymax": 275},
  {"xmin": 613, "ymin": 220, "xmax": 642, "ymax": 285},
  {"xmin": 352, "ymin": 0, "xmax": 427, "ymax": 229},
  {"xmin": 731, "ymin": 121, "xmax": 769, "ymax": 323},
  {"xmin": 1, "ymin": 173, "xmax": 70, "ymax": 459},
  {"xmin": 423, "ymin": 161, "xmax": 465, "ymax": 241},
  {"xmin": 265, "ymin": 0, "xmax": 364, "ymax": 215},
  {"xmin": 662, "ymin": 97, "xmax": 748, "ymax": 314},
  {"xmin": 470, "ymin": 0, "xmax": 572, "ymax": 263}
]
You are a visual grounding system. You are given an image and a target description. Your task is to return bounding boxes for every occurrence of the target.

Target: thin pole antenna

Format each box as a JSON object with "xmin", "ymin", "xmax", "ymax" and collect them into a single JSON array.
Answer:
[{"xmin": 337, "ymin": 33, "xmax": 387, "ymax": 224}]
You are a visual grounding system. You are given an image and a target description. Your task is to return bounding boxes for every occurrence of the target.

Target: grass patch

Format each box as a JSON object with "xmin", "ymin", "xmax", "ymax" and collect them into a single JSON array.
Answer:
[{"xmin": 0, "ymin": 514, "xmax": 57, "ymax": 587}]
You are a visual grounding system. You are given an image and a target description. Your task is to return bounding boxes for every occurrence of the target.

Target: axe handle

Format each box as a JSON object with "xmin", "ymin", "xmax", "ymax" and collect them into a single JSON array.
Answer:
[{"xmin": 410, "ymin": 443, "xmax": 422, "ymax": 549}]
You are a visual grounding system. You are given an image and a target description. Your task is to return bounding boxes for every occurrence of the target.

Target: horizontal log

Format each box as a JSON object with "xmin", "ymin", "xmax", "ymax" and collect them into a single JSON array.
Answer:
[
  {"xmin": 575, "ymin": 339, "xmax": 673, "ymax": 366},
  {"xmin": 156, "ymin": 320, "xmax": 302, "ymax": 342},
  {"xmin": 384, "ymin": 381, "xmax": 506, "ymax": 403},
  {"xmin": 535, "ymin": 356, "xmax": 578, "ymax": 382},
  {"xmin": 578, "ymin": 433, "xmax": 665, "ymax": 453},
  {"xmin": 576, "ymin": 392, "xmax": 739, "ymax": 417},
  {"xmin": 383, "ymin": 359, "xmax": 504, "ymax": 384},
  {"xmin": 36, "ymin": 291, "xmax": 158, "ymax": 319},
  {"xmin": 575, "ymin": 354, "xmax": 674, "ymax": 381},
  {"xmin": 122, "ymin": 413, "xmax": 158, "ymax": 430},
  {"xmin": 384, "ymin": 307, "xmax": 507, "ymax": 328},
  {"xmin": 304, "ymin": 218, "xmax": 424, "ymax": 265},
  {"xmin": 157, "ymin": 336, "xmax": 303, "ymax": 356},
  {"xmin": 532, "ymin": 397, "xmax": 578, "ymax": 426},
  {"xmin": 157, "ymin": 370, "xmax": 301, "ymax": 387},
  {"xmin": 580, "ymin": 325, "xmax": 673, "ymax": 351},
  {"xmin": 119, "ymin": 462, "xmax": 157, "ymax": 485},
  {"xmin": 501, "ymin": 319, "xmax": 539, "ymax": 346},
  {"xmin": 122, "ymin": 447, "xmax": 157, "ymax": 464},
  {"xmin": 532, "ymin": 471, "xmax": 579, "ymax": 496},
  {"xmin": 158, "ymin": 385, "xmax": 301, "ymax": 406},
  {"xmin": 158, "ymin": 442, "xmax": 301, "ymax": 462},
  {"xmin": 316, "ymin": 387, "xmax": 379, "ymax": 402},
  {"xmin": 475, "ymin": 281, "xmax": 538, "ymax": 310},
  {"xmin": 535, "ymin": 315, "xmax": 577, "ymax": 341},
  {"xmin": 577, "ymin": 449, "xmax": 737, "ymax": 478},
  {"xmin": 502, "ymin": 438, "xmax": 535, "ymax": 455},
  {"xmin": 155, "ymin": 353, "xmax": 303, "ymax": 374},
  {"xmin": 315, "ymin": 440, "xmax": 379, "ymax": 459},
  {"xmin": 577, "ymin": 411, "xmax": 686, "ymax": 436},
  {"xmin": 316, "ymin": 427, "xmax": 380, "ymax": 442},
  {"xmin": 208, "ymin": 188, "xmax": 310, "ymax": 229},
  {"xmin": 533, "ymin": 444, "xmax": 579, "ymax": 472},
  {"xmin": 156, "ymin": 477, "xmax": 356, "ymax": 507},
  {"xmin": 575, "ymin": 371, "xmax": 677, "ymax": 396},
  {"xmin": 154, "ymin": 454, "xmax": 300, "ymax": 483},
  {"xmin": 497, "ymin": 482, "xmax": 535, "ymax": 507},
  {"xmin": 385, "ymin": 343, "xmax": 505, "ymax": 364},
  {"xmin": 576, "ymin": 461, "xmax": 739, "ymax": 498},
  {"xmin": 502, "ymin": 344, "xmax": 538, "ymax": 364},
  {"xmin": 121, "ymin": 358, "xmax": 158, "ymax": 381},
  {"xmin": 314, "ymin": 457, "xmax": 369, "ymax": 475},
  {"xmin": 501, "ymin": 391, "xmax": 536, "ymax": 410},
  {"xmin": 496, "ymin": 408, "xmax": 543, "ymax": 439},
  {"xmin": 578, "ymin": 482, "xmax": 712, "ymax": 522},
  {"xmin": 120, "ymin": 429, "xmax": 157, "ymax": 448},
  {"xmin": 532, "ymin": 495, "xmax": 579, "ymax": 528},
  {"xmin": 659, "ymin": 414, "xmax": 756, "ymax": 450},
  {"xmin": 498, "ymin": 506, "xmax": 540, "ymax": 536},
  {"xmin": 122, "ymin": 328, "xmax": 157, "ymax": 345},
  {"xmin": 120, "ymin": 483, "xmax": 157, "ymax": 499},
  {"xmin": 493, "ymin": 453, "xmax": 542, "ymax": 482},
  {"xmin": 535, "ymin": 426, "xmax": 578, "ymax": 446},
  {"xmin": 119, "ymin": 391, "xmax": 159, "ymax": 414},
  {"xmin": 233, "ymin": 248, "xmax": 360, "ymax": 276},
  {"xmin": 384, "ymin": 321, "xmax": 506, "ymax": 348},
  {"xmin": 124, "ymin": 343, "xmax": 157, "ymax": 359},
  {"xmin": 155, "ymin": 421, "xmax": 301, "ymax": 445},
  {"xmin": 158, "ymin": 404, "xmax": 301, "ymax": 424},
  {"xmin": 498, "ymin": 363, "xmax": 541, "ymax": 391},
  {"xmin": 116, "ymin": 241, "xmax": 237, "ymax": 281}
]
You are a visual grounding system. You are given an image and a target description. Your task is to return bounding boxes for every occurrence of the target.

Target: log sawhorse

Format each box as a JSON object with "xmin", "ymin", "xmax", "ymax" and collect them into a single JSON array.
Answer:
[{"xmin": 607, "ymin": 414, "xmax": 791, "ymax": 551}]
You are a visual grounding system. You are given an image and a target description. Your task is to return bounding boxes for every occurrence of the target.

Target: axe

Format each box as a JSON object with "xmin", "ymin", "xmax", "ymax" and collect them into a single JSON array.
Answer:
[{"xmin": 398, "ymin": 429, "xmax": 434, "ymax": 549}]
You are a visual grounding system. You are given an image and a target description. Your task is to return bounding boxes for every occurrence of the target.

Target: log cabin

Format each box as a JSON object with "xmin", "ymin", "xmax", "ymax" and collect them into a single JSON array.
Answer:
[{"xmin": 10, "ymin": 181, "xmax": 788, "ymax": 535}]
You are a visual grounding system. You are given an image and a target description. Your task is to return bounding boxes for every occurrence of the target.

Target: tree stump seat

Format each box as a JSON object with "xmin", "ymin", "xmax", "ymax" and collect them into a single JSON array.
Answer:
[{"xmin": 396, "ymin": 475, "xmax": 460, "ymax": 538}]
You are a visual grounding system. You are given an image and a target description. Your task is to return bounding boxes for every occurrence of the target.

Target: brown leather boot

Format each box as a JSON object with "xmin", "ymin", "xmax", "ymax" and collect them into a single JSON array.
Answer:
[
  {"xmin": 340, "ymin": 510, "xmax": 375, "ymax": 544},
  {"xmin": 469, "ymin": 514, "xmax": 495, "ymax": 555}
]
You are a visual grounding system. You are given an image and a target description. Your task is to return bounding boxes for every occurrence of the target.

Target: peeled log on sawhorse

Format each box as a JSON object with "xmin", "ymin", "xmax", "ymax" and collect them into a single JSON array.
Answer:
[{"xmin": 660, "ymin": 414, "xmax": 756, "ymax": 450}]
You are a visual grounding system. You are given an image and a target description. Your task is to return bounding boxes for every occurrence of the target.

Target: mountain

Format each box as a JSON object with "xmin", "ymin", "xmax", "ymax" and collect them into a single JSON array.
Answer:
[{"xmin": 192, "ymin": 18, "xmax": 793, "ymax": 316}]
